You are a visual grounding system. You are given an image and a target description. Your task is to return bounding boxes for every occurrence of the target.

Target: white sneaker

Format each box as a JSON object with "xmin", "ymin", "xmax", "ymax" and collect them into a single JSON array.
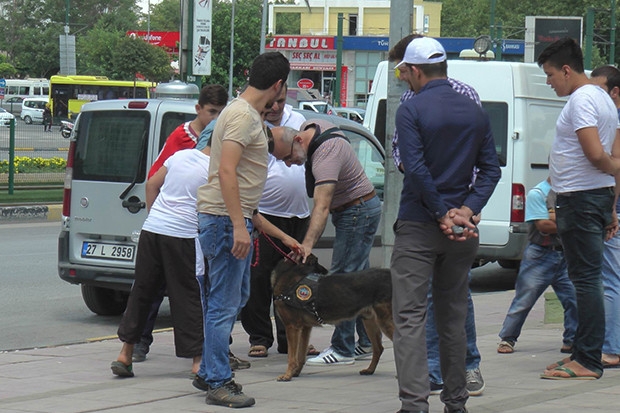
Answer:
[
  {"xmin": 305, "ymin": 347, "xmax": 355, "ymax": 366},
  {"xmin": 354, "ymin": 344, "xmax": 373, "ymax": 360}
]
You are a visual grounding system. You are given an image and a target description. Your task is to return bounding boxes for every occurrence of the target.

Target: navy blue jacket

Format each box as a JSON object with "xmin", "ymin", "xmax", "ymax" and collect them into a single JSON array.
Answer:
[{"xmin": 395, "ymin": 79, "xmax": 501, "ymax": 222}]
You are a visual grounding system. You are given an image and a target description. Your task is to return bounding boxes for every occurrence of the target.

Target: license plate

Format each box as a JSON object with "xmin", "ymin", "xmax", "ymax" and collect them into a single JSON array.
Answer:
[{"xmin": 81, "ymin": 242, "xmax": 135, "ymax": 261}]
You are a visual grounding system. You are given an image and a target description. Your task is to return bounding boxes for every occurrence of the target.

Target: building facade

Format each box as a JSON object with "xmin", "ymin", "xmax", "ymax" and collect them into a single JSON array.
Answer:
[{"xmin": 267, "ymin": 0, "xmax": 442, "ymax": 108}]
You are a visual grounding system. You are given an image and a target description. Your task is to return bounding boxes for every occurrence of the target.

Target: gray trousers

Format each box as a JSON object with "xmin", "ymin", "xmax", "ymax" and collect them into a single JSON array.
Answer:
[{"xmin": 391, "ymin": 220, "xmax": 478, "ymax": 412}]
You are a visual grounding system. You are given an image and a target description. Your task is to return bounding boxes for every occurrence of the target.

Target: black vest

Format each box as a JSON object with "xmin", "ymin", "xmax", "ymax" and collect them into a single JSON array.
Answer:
[{"xmin": 305, "ymin": 127, "xmax": 349, "ymax": 197}]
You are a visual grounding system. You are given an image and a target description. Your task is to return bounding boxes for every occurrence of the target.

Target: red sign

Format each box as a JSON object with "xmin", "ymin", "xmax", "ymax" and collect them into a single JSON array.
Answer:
[
  {"xmin": 340, "ymin": 66, "xmax": 348, "ymax": 107},
  {"xmin": 126, "ymin": 31, "xmax": 180, "ymax": 48},
  {"xmin": 265, "ymin": 35, "xmax": 335, "ymax": 50},
  {"xmin": 297, "ymin": 78, "xmax": 314, "ymax": 89}
]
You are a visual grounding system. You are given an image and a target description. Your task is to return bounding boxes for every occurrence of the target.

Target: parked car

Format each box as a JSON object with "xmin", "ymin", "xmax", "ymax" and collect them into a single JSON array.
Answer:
[
  {"xmin": 1, "ymin": 96, "xmax": 24, "ymax": 114},
  {"xmin": 0, "ymin": 107, "xmax": 15, "ymax": 126},
  {"xmin": 20, "ymin": 97, "xmax": 49, "ymax": 124},
  {"xmin": 57, "ymin": 92, "xmax": 385, "ymax": 316},
  {"xmin": 297, "ymin": 100, "xmax": 335, "ymax": 115},
  {"xmin": 333, "ymin": 107, "xmax": 365, "ymax": 124}
]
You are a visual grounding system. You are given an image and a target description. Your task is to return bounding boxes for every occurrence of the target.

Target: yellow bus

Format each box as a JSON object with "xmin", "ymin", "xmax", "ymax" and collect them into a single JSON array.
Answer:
[{"xmin": 49, "ymin": 75, "xmax": 155, "ymax": 119}]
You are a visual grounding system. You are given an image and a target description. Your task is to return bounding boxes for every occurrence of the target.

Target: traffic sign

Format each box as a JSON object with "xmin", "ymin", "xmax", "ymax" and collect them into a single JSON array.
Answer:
[{"xmin": 0, "ymin": 78, "xmax": 5, "ymax": 99}]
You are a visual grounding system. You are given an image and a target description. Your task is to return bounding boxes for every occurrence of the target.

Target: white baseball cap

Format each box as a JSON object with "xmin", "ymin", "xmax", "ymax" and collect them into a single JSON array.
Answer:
[{"xmin": 395, "ymin": 37, "xmax": 446, "ymax": 68}]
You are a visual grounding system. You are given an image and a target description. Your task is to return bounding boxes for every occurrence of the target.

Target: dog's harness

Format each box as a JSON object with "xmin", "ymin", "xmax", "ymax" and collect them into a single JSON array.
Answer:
[{"xmin": 274, "ymin": 272, "xmax": 324, "ymax": 324}]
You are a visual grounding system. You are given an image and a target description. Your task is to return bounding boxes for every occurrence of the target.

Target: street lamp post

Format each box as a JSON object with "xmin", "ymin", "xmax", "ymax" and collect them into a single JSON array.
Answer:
[{"xmin": 229, "ymin": 0, "xmax": 235, "ymax": 97}]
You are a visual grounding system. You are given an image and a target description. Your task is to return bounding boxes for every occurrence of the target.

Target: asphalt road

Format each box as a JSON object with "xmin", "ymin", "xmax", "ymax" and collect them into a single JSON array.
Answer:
[{"xmin": 0, "ymin": 221, "xmax": 170, "ymax": 351}]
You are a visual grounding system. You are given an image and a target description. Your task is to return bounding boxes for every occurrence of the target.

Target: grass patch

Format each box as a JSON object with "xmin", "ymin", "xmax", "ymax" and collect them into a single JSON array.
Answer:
[{"xmin": 0, "ymin": 188, "xmax": 63, "ymax": 205}]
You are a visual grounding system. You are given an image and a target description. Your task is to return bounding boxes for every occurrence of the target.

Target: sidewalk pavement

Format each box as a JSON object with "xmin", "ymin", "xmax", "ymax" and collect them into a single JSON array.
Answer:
[{"xmin": 2, "ymin": 288, "xmax": 620, "ymax": 413}]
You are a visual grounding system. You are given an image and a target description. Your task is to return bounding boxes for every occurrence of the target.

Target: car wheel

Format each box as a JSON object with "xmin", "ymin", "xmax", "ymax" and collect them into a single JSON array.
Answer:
[
  {"xmin": 23, "ymin": 115, "xmax": 32, "ymax": 124},
  {"xmin": 81, "ymin": 284, "xmax": 129, "ymax": 315}
]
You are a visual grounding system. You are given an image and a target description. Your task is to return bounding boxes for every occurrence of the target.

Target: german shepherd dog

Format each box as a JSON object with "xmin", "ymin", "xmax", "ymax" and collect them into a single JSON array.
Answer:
[{"xmin": 271, "ymin": 255, "xmax": 394, "ymax": 381}]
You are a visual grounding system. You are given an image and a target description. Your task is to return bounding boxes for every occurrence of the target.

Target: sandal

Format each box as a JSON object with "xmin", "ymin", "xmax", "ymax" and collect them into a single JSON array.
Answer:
[
  {"xmin": 110, "ymin": 360, "xmax": 134, "ymax": 377},
  {"xmin": 248, "ymin": 345, "xmax": 268, "ymax": 358},
  {"xmin": 497, "ymin": 340, "xmax": 515, "ymax": 354},
  {"xmin": 540, "ymin": 365, "xmax": 600, "ymax": 380}
]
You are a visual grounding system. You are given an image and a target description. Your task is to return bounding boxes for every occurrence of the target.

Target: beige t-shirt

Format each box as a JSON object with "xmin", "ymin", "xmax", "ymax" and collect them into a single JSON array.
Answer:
[{"xmin": 197, "ymin": 98, "xmax": 269, "ymax": 218}]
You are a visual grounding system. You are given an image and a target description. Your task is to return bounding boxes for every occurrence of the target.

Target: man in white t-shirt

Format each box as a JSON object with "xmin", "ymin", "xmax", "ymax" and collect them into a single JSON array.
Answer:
[
  {"xmin": 240, "ymin": 84, "xmax": 312, "ymax": 358},
  {"xmin": 538, "ymin": 37, "xmax": 620, "ymax": 381},
  {"xmin": 111, "ymin": 140, "xmax": 212, "ymax": 379}
]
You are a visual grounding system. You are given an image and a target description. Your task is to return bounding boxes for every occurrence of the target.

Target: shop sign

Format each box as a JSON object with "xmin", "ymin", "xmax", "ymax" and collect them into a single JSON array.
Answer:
[{"xmin": 266, "ymin": 35, "xmax": 335, "ymax": 50}]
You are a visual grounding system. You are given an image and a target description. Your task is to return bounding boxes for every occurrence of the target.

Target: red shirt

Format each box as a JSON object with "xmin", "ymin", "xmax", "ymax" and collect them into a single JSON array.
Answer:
[{"xmin": 148, "ymin": 122, "xmax": 198, "ymax": 178}]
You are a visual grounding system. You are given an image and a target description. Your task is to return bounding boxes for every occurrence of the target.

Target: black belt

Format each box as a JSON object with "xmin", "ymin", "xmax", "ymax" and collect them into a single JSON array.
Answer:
[
  {"xmin": 330, "ymin": 190, "xmax": 376, "ymax": 213},
  {"xmin": 536, "ymin": 244, "xmax": 563, "ymax": 252}
]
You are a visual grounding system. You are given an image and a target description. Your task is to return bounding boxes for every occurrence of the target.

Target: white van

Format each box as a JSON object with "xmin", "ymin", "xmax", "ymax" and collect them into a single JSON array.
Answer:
[
  {"xmin": 365, "ymin": 60, "xmax": 567, "ymax": 268},
  {"xmin": 20, "ymin": 97, "xmax": 49, "ymax": 124}
]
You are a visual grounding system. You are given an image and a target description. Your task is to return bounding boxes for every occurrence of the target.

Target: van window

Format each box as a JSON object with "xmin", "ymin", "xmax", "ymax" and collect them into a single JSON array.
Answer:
[
  {"xmin": 341, "ymin": 129, "xmax": 385, "ymax": 200},
  {"xmin": 481, "ymin": 101, "xmax": 508, "ymax": 167},
  {"xmin": 73, "ymin": 111, "xmax": 151, "ymax": 183},
  {"xmin": 373, "ymin": 99, "xmax": 387, "ymax": 148},
  {"xmin": 157, "ymin": 112, "xmax": 197, "ymax": 151}
]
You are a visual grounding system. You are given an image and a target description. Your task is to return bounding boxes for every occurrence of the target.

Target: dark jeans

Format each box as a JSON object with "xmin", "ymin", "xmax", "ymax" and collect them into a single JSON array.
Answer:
[{"xmin": 556, "ymin": 187, "xmax": 614, "ymax": 375}]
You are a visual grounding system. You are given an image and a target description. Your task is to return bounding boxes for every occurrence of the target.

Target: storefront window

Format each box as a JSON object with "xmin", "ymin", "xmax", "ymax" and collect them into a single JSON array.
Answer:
[{"xmin": 354, "ymin": 52, "xmax": 383, "ymax": 107}]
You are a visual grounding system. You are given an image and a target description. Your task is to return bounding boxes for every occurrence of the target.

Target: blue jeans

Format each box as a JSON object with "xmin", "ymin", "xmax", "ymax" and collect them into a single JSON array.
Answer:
[
  {"xmin": 499, "ymin": 243, "xmax": 577, "ymax": 347},
  {"xmin": 427, "ymin": 272, "xmax": 480, "ymax": 385},
  {"xmin": 556, "ymin": 187, "xmax": 614, "ymax": 375},
  {"xmin": 602, "ymin": 234, "xmax": 620, "ymax": 355},
  {"xmin": 197, "ymin": 214, "xmax": 253, "ymax": 388},
  {"xmin": 329, "ymin": 195, "xmax": 382, "ymax": 357}
]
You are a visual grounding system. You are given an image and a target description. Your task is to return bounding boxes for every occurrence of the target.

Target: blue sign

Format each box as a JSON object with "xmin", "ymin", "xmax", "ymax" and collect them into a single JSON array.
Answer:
[
  {"xmin": 0, "ymin": 78, "xmax": 5, "ymax": 88},
  {"xmin": 343, "ymin": 36, "xmax": 389, "ymax": 51},
  {"xmin": 501, "ymin": 39, "xmax": 525, "ymax": 55}
]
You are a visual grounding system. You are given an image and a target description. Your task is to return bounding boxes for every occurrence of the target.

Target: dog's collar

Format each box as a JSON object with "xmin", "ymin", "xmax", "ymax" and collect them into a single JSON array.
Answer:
[{"xmin": 274, "ymin": 272, "xmax": 324, "ymax": 324}]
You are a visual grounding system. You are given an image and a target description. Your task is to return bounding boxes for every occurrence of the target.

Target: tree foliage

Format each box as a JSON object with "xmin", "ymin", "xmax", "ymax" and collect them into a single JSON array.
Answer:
[
  {"xmin": 145, "ymin": 0, "xmax": 181, "ymax": 31},
  {"xmin": 202, "ymin": 0, "xmax": 266, "ymax": 91},
  {"xmin": 440, "ymin": 0, "xmax": 618, "ymax": 64}
]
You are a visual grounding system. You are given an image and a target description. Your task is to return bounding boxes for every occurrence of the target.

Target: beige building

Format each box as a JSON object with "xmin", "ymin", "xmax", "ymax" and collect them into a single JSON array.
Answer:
[{"xmin": 267, "ymin": 0, "xmax": 442, "ymax": 107}]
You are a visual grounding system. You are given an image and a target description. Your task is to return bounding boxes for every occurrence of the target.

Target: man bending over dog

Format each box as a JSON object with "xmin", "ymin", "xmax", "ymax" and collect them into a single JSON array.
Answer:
[
  {"xmin": 391, "ymin": 37, "xmax": 500, "ymax": 413},
  {"xmin": 270, "ymin": 120, "xmax": 382, "ymax": 366}
]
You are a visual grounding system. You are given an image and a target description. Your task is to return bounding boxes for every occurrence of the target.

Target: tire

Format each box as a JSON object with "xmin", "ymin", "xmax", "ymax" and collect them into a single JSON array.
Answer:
[
  {"xmin": 81, "ymin": 284, "xmax": 129, "ymax": 316},
  {"xmin": 23, "ymin": 115, "xmax": 32, "ymax": 124},
  {"xmin": 498, "ymin": 259, "xmax": 520, "ymax": 270}
]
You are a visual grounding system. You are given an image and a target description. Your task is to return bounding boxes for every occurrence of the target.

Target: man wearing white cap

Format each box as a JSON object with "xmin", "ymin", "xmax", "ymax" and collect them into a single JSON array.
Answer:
[{"xmin": 390, "ymin": 37, "xmax": 500, "ymax": 413}]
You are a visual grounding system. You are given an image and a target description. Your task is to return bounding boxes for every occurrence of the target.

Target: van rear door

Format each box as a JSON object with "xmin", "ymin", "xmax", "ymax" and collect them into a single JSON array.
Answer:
[{"xmin": 65, "ymin": 100, "xmax": 196, "ymax": 280}]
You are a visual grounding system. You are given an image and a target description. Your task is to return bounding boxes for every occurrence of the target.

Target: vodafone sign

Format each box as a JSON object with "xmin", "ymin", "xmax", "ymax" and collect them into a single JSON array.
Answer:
[{"xmin": 297, "ymin": 78, "xmax": 314, "ymax": 89}]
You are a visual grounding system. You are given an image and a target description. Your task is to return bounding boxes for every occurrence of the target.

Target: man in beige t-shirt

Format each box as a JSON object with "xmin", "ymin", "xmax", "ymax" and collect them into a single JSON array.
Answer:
[{"xmin": 194, "ymin": 52, "xmax": 290, "ymax": 409}]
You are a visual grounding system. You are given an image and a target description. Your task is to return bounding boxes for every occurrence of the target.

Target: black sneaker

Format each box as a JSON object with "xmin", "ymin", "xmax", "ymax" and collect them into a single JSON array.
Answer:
[
  {"xmin": 229, "ymin": 351, "xmax": 251, "ymax": 370},
  {"xmin": 430, "ymin": 381, "xmax": 443, "ymax": 395},
  {"xmin": 132, "ymin": 341, "xmax": 150, "ymax": 363},
  {"xmin": 205, "ymin": 380, "xmax": 255, "ymax": 408},
  {"xmin": 465, "ymin": 368, "xmax": 485, "ymax": 396},
  {"xmin": 194, "ymin": 375, "xmax": 241, "ymax": 392}
]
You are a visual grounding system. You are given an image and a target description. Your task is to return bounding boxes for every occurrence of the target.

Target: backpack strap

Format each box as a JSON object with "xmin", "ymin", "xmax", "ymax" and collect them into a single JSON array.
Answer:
[{"xmin": 305, "ymin": 127, "xmax": 349, "ymax": 198}]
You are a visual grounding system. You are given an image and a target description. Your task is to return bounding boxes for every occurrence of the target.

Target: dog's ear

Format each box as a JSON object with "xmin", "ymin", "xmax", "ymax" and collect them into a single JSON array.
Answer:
[{"xmin": 305, "ymin": 254, "xmax": 328, "ymax": 274}]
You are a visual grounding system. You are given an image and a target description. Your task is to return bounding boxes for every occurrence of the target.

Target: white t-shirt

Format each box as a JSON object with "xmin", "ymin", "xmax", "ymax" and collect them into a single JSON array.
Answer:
[
  {"xmin": 143, "ymin": 149, "xmax": 210, "ymax": 238},
  {"xmin": 261, "ymin": 105, "xmax": 309, "ymax": 218},
  {"xmin": 550, "ymin": 84, "xmax": 618, "ymax": 193}
]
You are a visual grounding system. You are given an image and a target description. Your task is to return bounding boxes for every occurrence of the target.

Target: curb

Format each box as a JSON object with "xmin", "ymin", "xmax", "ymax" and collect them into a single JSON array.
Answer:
[{"xmin": 0, "ymin": 204, "xmax": 62, "ymax": 222}]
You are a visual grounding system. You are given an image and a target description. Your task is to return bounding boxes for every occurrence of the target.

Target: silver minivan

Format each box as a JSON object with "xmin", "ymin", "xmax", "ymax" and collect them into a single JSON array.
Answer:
[
  {"xmin": 58, "ymin": 97, "xmax": 385, "ymax": 316},
  {"xmin": 20, "ymin": 97, "xmax": 49, "ymax": 124}
]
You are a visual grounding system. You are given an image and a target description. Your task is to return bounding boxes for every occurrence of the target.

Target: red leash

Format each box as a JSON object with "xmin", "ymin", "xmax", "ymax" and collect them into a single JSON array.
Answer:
[{"xmin": 251, "ymin": 231, "xmax": 297, "ymax": 267}]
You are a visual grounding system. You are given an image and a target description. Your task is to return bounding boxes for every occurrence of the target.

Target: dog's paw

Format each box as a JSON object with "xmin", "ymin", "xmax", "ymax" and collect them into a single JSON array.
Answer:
[
  {"xmin": 359, "ymin": 368, "xmax": 375, "ymax": 376},
  {"xmin": 276, "ymin": 374, "xmax": 293, "ymax": 382}
]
